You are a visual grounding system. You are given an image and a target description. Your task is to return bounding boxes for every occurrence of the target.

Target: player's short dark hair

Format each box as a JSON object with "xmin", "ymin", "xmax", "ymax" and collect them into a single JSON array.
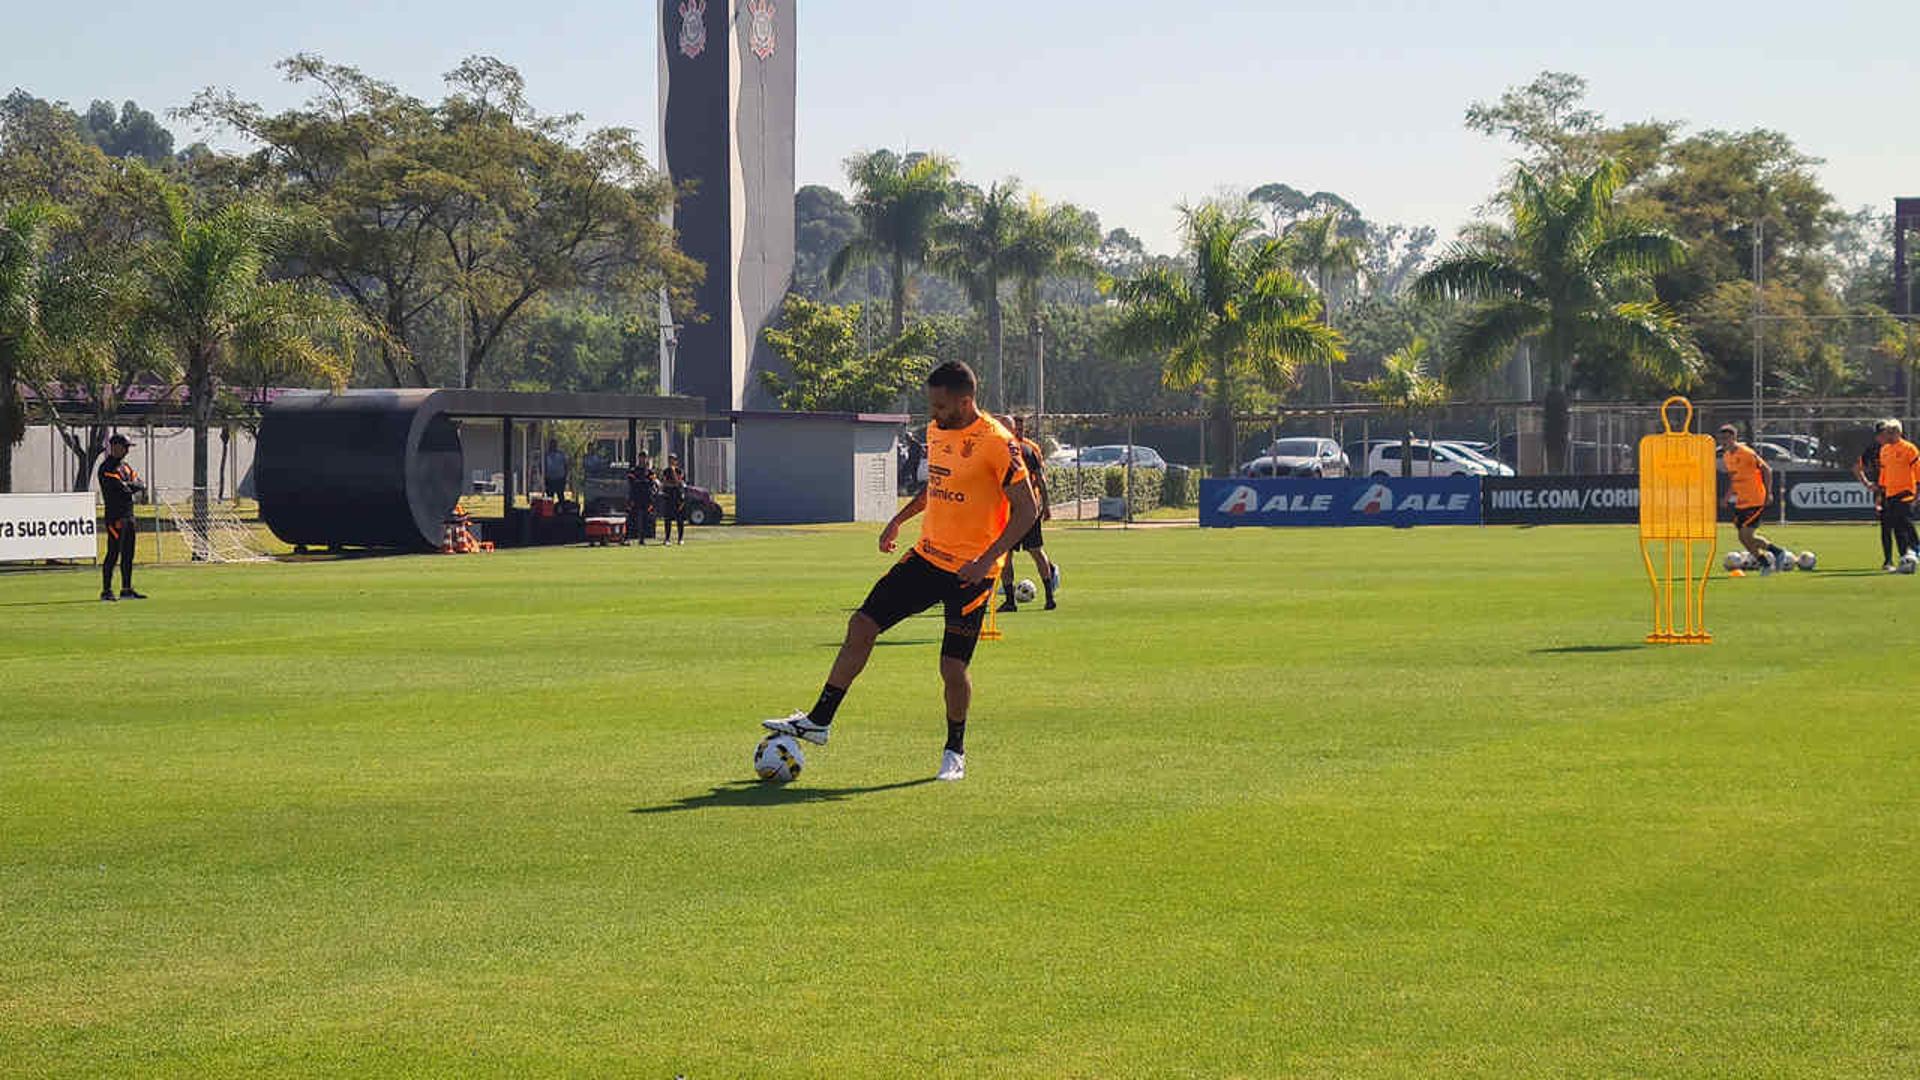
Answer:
[
  {"xmin": 1874, "ymin": 419, "xmax": 1891, "ymax": 433},
  {"xmin": 108, "ymin": 434, "xmax": 130, "ymax": 447},
  {"xmin": 927, "ymin": 361, "xmax": 977, "ymax": 395}
]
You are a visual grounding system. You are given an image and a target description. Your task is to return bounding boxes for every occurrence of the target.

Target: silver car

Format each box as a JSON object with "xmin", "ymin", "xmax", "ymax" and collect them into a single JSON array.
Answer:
[{"xmin": 1241, "ymin": 437, "xmax": 1349, "ymax": 478}]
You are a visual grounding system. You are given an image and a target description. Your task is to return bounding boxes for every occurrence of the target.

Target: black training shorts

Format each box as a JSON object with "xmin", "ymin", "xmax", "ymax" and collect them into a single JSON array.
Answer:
[
  {"xmin": 858, "ymin": 550, "xmax": 995, "ymax": 664},
  {"xmin": 1014, "ymin": 520, "xmax": 1045, "ymax": 551},
  {"xmin": 1731, "ymin": 503, "xmax": 1767, "ymax": 529}
]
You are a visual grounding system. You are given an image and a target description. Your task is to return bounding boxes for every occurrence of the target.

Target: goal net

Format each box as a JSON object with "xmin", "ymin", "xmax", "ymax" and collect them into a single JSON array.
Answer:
[{"xmin": 155, "ymin": 488, "xmax": 273, "ymax": 563}]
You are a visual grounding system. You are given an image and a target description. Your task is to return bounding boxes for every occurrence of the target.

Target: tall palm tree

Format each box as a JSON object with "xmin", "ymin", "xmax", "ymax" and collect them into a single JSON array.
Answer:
[
  {"xmin": 828, "ymin": 150, "xmax": 959, "ymax": 340},
  {"xmin": 0, "ymin": 200, "xmax": 71, "ymax": 494},
  {"xmin": 1283, "ymin": 211, "xmax": 1364, "ymax": 411},
  {"xmin": 930, "ymin": 180, "xmax": 1022, "ymax": 411},
  {"xmin": 1353, "ymin": 337, "xmax": 1447, "ymax": 477},
  {"xmin": 1007, "ymin": 195, "xmax": 1099, "ymax": 416},
  {"xmin": 133, "ymin": 187, "xmax": 361, "ymax": 528},
  {"xmin": 1416, "ymin": 159, "xmax": 1699, "ymax": 472},
  {"xmin": 1106, "ymin": 202, "xmax": 1345, "ymax": 478}
]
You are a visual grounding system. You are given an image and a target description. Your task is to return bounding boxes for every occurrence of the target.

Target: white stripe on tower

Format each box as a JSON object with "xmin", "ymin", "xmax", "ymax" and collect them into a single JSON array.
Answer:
[{"xmin": 727, "ymin": 1, "xmax": 750, "ymax": 410}]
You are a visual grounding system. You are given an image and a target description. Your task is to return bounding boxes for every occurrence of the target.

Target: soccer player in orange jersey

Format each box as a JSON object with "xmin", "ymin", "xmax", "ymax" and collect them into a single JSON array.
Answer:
[
  {"xmin": 997, "ymin": 415, "xmax": 1059, "ymax": 612},
  {"xmin": 1716, "ymin": 423, "xmax": 1789, "ymax": 574},
  {"xmin": 1874, "ymin": 419, "xmax": 1920, "ymax": 570},
  {"xmin": 763, "ymin": 361, "xmax": 1039, "ymax": 780}
]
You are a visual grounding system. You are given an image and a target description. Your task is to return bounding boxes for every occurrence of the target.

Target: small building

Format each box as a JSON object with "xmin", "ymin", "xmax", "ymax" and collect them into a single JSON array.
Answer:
[{"xmin": 732, "ymin": 411, "xmax": 904, "ymax": 525}]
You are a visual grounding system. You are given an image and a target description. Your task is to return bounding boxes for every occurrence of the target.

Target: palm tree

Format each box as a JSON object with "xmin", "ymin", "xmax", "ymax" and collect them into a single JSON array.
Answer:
[
  {"xmin": 930, "ymin": 180, "xmax": 1022, "ymax": 411},
  {"xmin": 0, "ymin": 200, "xmax": 71, "ymax": 494},
  {"xmin": 828, "ymin": 150, "xmax": 959, "ymax": 340},
  {"xmin": 1007, "ymin": 195, "xmax": 1099, "ymax": 416},
  {"xmin": 1415, "ymin": 160, "xmax": 1699, "ymax": 472},
  {"xmin": 1283, "ymin": 211, "xmax": 1364, "ymax": 411},
  {"xmin": 1107, "ymin": 202, "xmax": 1345, "ymax": 478},
  {"xmin": 1353, "ymin": 337, "xmax": 1447, "ymax": 477},
  {"xmin": 133, "ymin": 187, "xmax": 361, "ymax": 530}
]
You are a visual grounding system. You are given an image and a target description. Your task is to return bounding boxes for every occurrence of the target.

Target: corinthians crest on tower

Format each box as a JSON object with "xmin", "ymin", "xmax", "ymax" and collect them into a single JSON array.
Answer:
[
  {"xmin": 678, "ymin": 0, "xmax": 706, "ymax": 58},
  {"xmin": 747, "ymin": 0, "xmax": 777, "ymax": 59}
]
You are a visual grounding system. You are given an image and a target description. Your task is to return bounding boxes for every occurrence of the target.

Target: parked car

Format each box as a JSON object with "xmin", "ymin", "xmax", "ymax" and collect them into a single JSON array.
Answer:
[
  {"xmin": 1494, "ymin": 434, "xmax": 1636, "ymax": 473},
  {"xmin": 1767, "ymin": 434, "xmax": 1831, "ymax": 463},
  {"xmin": 1436, "ymin": 441, "xmax": 1516, "ymax": 476},
  {"xmin": 1362, "ymin": 439, "xmax": 1495, "ymax": 478},
  {"xmin": 1058, "ymin": 444, "xmax": 1168, "ymax": 469},
  {"xmin": 1343, "ymin": 439, "xmax": 1405, "ymax": 471},
  {"xmin": 582, "ymin": 463, "xmax": 726, "ymax": 525},
  {"xmin": 1240, "ymin": 437, "xmax": 1349, "ymax": 478},
  {"xmin": 1751, "ymin": 441, "xmax": 1819, "ymax": 473}
]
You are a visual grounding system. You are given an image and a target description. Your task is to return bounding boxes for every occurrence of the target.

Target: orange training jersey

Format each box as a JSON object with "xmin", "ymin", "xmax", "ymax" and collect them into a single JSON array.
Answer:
[
  {"xmin": 916, "ymin": 413, "xmax": 1029, "ymax": 574},
  {"xmin": 1880, "ymin": 438, "xmax": 1920, "ymax": 498},
  {"xmin": 1723, "ymin": 442, "xmax": 1766, "ymax": 506}
]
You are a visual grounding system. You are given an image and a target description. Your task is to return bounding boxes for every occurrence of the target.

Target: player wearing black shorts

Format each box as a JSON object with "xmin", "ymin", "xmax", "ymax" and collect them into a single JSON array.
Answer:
[
  {"xmin": 763, "ymin": 361, "xmax": 1038, "ymax": 781},
  {"xmin": 97, "ymin": 434, "xmax": 147, "ymax": 602},
  {"xmin": 997, "ymin": 415, "xmax": 1059, "ymax": 612}
]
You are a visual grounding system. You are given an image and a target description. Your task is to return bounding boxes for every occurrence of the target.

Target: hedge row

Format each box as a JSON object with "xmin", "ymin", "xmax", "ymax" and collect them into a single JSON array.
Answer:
[{"xmin": 1047, "ymin": 464, "xmax": 1200, "ymax": 515}]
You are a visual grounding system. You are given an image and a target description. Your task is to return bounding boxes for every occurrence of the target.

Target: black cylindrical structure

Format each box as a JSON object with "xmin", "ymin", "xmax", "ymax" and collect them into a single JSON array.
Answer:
[{"xmin": 257, "ymin": 390, "xmax": 465, "ymax": 550}]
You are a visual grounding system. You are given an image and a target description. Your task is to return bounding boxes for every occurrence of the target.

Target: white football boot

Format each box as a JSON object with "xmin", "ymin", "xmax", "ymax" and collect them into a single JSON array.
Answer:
[
  {"xmin": 937, "ymin": 750, "xmax": 966, "ymax": 781},
  {"xmin": 761, "ymin": 710, "xmax": 831, "ymax": 745}
]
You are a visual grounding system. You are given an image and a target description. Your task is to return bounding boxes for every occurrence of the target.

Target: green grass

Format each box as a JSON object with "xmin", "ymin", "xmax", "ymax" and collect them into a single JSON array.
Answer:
[{"xmin": 2, "ymin": 524, "xmax": 1915, "ymax": 1077}]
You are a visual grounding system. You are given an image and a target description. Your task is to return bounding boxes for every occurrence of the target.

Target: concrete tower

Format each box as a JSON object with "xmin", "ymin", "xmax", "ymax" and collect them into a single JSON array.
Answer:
[{"xmin": 659, "ymin": 0, "xmax": 797, "ymax": 412}]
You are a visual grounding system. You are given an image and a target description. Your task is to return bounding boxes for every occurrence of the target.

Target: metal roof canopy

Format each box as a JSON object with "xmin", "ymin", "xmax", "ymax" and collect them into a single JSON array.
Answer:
[
  {"xmin": 258, "ymin": 390, "xmax": 710, "ymax": 551},
  {"xmin": 307, "ymin": 388, "xmax": 711, "ymax": 422}
]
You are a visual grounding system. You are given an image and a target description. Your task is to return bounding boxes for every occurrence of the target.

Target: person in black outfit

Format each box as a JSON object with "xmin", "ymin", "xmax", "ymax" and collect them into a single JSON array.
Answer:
[
  {"xmin": 625, "ymin": 451, "xmax": 659, "ymax": 545},
  {"xmin": 1853, "ymin": 423, "xmax": 1891, "ymax": 565},
  {"xmin": 543, "ymin": 440, "xmax": 568, "ymax": 500},
  {"xmin": 97, "ymin": 434, "xmax": 147, "ymax": 601},
  {"xmin": 658, "ymin": 454, "xmax": 688, "ymax": 545}
]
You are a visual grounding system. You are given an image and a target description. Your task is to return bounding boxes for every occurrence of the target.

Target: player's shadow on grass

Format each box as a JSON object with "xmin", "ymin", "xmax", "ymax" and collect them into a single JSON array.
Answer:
[
  {"xmin": 815, "ymin": 638, "xmax": 938, "ymax": 648},
  {"xmin": 0, "ymin": 598, "xmax": 110, "ymax": 608},
  {"xmin": 1532, "ymin": 644, "xmax": 1647, "ymax": 655},
  {"xmin": 631, "ymin": 778, "xmax": 936, "ymax": 814}
]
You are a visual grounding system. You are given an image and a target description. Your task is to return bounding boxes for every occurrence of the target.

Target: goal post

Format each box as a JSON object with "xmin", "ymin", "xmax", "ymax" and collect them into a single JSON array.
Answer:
[{"xmin": 154, "ymin": 488, "xmax": 272, "ymax": 564}]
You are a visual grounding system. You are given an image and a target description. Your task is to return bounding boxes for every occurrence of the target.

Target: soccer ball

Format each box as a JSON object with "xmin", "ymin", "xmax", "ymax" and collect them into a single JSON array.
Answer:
[
  {"xmin": 1014, "ymin": 578, "xmax": 1038, "ymax": 603},
  {"xmin": 1797, "ymin": 551, "xmax": 1817, "ymax": 571},
  {"xmin": 1901, "ymin": 554, "xmax": 1918, "ymax": 576},
  {"xmin": 1723, "ymin": 551, "xmax": 1747, "ymax": 571},
  {"xmin": 1777, "ymin": 550, "xmax": 1797, "ymax": 572},
  {"xmin": 753, "ymin": 735, "xmax": 804, "ymax": 782}
]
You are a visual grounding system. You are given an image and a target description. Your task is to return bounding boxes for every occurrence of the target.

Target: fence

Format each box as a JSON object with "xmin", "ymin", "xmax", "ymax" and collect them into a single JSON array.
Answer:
[{"xmin": 9, "ymin": 423, "xmax": 257, "ymax": 499}]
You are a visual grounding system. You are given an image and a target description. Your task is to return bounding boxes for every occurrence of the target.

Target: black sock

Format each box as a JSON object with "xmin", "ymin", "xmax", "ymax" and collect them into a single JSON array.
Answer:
[
  {"xmin": 810, "ymin": 683, "xmax": 847, "ymax": 725},
  {"xmin": 1043, "ymin": 565, "xmax": 1056, "ymax": 602},
  {"xmin": 944, "ymin": 719, "xmax": 965, "ymax": 755}
]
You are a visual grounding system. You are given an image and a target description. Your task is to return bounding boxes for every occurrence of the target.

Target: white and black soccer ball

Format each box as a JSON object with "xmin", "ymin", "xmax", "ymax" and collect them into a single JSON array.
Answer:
[
  {"xmin": 1901, "ymin": 554, "xmax": 1919, "ymax": 576},
  {"xmin": 1797, "ymin": 551, "xmax": 1817, "ymax": 571},
  {"xmin": 1723, "ymin": 551, "xmax": 1749, "ymax": 571},
  {"xmin": 1777, "ymin": 550, "xmax": 1797, "ymax": 572},
  {"xmin": 753, "ymin": 735, "xmax": 804, "ymax": 782},
  {"xmin": 1014, "ymin": 578, "xmax": 1038, "ymax": 603}
]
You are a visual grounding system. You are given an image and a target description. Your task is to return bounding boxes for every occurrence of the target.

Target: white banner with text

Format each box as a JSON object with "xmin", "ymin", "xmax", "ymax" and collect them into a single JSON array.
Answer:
[{"xmin": 0, "ymin": 493, "xmax": 98, "ymax": 562}]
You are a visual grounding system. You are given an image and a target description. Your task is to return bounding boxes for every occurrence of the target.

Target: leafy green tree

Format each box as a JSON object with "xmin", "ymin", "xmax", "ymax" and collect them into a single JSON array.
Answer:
[
  {"xmin": 1352, "ymin": 337, "xmax": 1446, "ymax": 477},
  {"xmin": 1284, "ymin": 211, "xmax": 1365, "ymax": 406},
  {"xmin": 186, "ymin": 54, "xmax": 698, "ymax": 389},
  {"xmin": 79, "ymin": 100, "xmax": 176, "ymax": 164},
  {"xmin": 1006, "ymin": 195, "xmax": 1099, "ymax": 413},
  {"xmin": 0, "ymin": 199, "xmax": 70, "ymax": 492},
  {"xmin": 931, "ymin": 180, "xmax": 1023, "ymax": 411},
  {"xmin": 1416, "ymin": 160, "xmax": 1700, "ymax": 472},
  {"xmin": 828, "ymin": 149, "xmax": 958, "ymax": 339},
  {"xmin": 759, "ymin": 295, "xmax": 934, "ymax": 412},
  {"xmin": 132, "ymin": 188, "xmax": 363, "ymax": 524},
  {"xmin": 1106, "ymin": 201, "xmax": 1344, "ymax": 477}
]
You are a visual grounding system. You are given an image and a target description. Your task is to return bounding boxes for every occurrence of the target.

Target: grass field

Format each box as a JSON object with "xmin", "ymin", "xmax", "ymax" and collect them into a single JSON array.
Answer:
[{"xmin": 3, "ymin": 522, "xmax": 1916, "ymax": 1077}]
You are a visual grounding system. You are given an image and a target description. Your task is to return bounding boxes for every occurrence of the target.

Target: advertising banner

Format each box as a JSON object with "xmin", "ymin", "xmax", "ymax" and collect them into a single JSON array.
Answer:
[
  {"xmin": 1779, "ymin": 471, "xmax": 1878, "ymax": 522},
  {"xmin": 1200, "ymin": 477, "xmax": 1481, "ymax": 528},
  {"xmin": 0, "ymin": 493, "xmax": 97, "ymax": 561},
  {"xmin": 1482, "ymin": 476, "xmax": 1641, "ymax": 525}
]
